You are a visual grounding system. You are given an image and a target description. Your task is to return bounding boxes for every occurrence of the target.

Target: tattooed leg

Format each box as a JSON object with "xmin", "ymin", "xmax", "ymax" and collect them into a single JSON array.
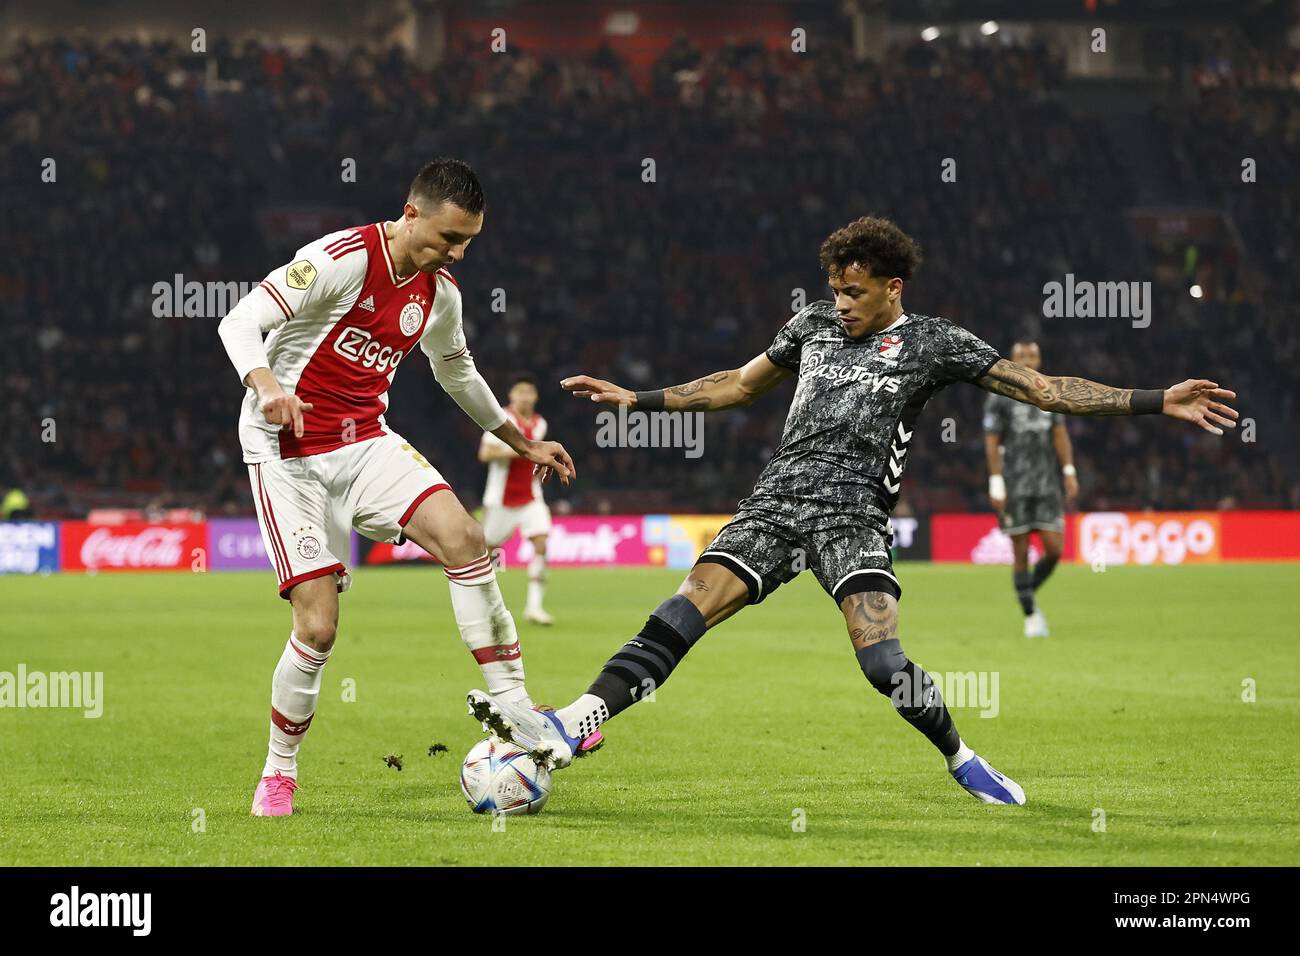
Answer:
[
  {"xmin": 842, "ymin": 591, "xmax": 964, "ymax": 758},
  {"xmin": 674, "ymin": 561, "xmax": 751, "ymax": 629}
]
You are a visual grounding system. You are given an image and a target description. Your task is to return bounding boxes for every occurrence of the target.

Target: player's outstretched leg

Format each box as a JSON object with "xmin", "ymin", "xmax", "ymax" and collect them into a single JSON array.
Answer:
[
  {"xmin": 844, "ymin": 590, "xmax": 1026, "ymax": 805},
  {"xmin": 252, "ymin": 576, "xmax": 337, "ymax": 817},
  {"xmin": 468, "ymin": 562, "xmax": 749, "ymax": 768},
  {"xmin": 466, "ymin": 592, "xmax": 704, "ymax": 768}
]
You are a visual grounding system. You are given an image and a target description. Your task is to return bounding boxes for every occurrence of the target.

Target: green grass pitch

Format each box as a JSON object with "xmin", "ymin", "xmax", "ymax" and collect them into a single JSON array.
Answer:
[{"xmin": 1, "ymin": 562, "xmax": 1296, "ymax": 866}]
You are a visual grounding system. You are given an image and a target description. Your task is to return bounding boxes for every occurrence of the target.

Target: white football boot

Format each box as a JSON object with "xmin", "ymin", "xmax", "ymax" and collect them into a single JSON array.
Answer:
[
  {"xmin": 1023, "ymin": 610, "xmax": 1050, "ymax": 638},
  {"xmin": 524, "ymin": 607, "xmax": 554, "ymax": 626},
  {"xmin": 467, "ymin": 689, "xmax": 582, "ymax": 769}
]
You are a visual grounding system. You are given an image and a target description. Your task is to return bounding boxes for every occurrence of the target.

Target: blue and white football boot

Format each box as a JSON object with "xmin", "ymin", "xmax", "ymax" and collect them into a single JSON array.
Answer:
[
  {"xmin": 466, "ymin": 690, "xmax": 600, "ymax": 770},
  {"xmin": 950, "ymin": 754, "xmax": 1027, "ymax": 805}
]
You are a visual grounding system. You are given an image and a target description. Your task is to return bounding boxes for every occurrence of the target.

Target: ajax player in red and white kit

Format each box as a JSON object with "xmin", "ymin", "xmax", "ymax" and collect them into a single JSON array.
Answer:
[
  {"xmin": 217, "ymin": 159, "xmax": 591, "ymax": 817},
  {"xmin": 479, "ymin": 376, "xmax": 555, "ymax": 625}
]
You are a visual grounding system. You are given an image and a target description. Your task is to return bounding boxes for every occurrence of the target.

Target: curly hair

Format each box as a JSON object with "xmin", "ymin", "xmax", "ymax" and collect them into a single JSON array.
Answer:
[{"xmin": 818, "ymin": 216, "xmax": 922, "ymax": 282}]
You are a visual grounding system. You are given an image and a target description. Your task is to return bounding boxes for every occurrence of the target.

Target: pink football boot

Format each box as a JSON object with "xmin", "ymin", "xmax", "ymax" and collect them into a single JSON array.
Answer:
[{"xmin": 250, "ymin": 773, "xmax": 298, "ymax": 816}]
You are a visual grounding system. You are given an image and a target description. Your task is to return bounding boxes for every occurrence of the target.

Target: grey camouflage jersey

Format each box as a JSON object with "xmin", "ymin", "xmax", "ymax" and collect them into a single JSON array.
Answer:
[
  {"xmin": 755, "ymin": 300, "xmax": 1001, "ymax": 528},
  {"xmin": 982, "ymin": 393, "xmax": 1064, "ymax": 499}
]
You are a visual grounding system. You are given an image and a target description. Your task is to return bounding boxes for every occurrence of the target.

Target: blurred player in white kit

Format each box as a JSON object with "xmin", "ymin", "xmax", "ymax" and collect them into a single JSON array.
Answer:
[{"xmin": 479, "ymin": 376, "xmax": 555, "ymax": 625}]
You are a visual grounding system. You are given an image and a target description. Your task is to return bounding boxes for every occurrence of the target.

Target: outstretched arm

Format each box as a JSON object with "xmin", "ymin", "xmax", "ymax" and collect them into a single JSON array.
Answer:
[
  {"xmin": 562, "ymin": 352, "xmax": 792, "ymax": 412},
  {"xmin": 974, "ymin": 359, "xmax": 1239, "ymax": 435}
]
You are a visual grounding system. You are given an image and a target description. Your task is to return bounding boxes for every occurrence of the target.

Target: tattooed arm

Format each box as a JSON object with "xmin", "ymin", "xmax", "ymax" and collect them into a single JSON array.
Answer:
[
  {"xmin": 561, "ymin": 352, "xmax": 792, "ymax": 412},
  {"xmin": 974, "ymin": 359, "xmax": 1239, "ymax": 435}
]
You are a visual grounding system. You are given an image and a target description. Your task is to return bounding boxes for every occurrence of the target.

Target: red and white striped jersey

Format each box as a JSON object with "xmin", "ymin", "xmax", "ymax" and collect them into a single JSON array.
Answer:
[
  {"xmin": 231, "ymin": 222, "xmax": 487, "ymax": 462},
  {"xmin": 481, "ymin": 407, "xmax": 547, "ymax": 508}
]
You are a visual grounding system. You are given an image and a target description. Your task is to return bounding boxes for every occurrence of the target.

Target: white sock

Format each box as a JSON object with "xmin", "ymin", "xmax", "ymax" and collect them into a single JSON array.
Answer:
[
  {"xmin": 263, "ymin": 632, "xmax": 330, "ymax": 780},
  {"xmin": 945, "ymin": 739, "xmax": 976, "ymax": 772},
  {"xmin": 526, "ymin": 553, "xmax": 547, "ymax": 611},
  {"xmin": 556, "ymin": 693, "xmax": 610, "ymax": 740},
  {"xmin": 445, "ymin": 553, "xmax": 532, "ymax": 707}
]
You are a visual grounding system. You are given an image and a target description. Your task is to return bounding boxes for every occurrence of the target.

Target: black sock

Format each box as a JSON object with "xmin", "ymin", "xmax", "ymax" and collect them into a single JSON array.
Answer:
[
  {"xmin": 856, "ymin": 639, "xmax": 962, "ymax": 757},
  {"xmin": 1032, "ymin": 554, "xmax": 1059, "ymax": 591},
  {"xmin": 1013, "ymin": 570, "xmax": 1035, "ymax": 614},
  {"xmin": 587, "ymin": 595, "xmax": 707, "ymax": 719}
]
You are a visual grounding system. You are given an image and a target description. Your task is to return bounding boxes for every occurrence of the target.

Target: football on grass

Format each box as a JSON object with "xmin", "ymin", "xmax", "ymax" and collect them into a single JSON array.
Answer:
[{"xmin": 459, "ymin": 738, "xmax": 551, "ymax": 815}]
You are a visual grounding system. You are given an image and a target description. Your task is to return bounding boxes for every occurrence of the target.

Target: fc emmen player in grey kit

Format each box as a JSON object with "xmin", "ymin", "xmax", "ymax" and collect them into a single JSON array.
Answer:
[
  {"xmin": 466, "ymin": 216, "xmax": 1239, "ymax": 805},
  {"xmin": 983, "ymin": 341, "xmax": 1078, "ymax": 638}
]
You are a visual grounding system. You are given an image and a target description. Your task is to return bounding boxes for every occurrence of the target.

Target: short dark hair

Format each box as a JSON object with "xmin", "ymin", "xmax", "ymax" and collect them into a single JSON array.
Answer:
[
  {"xmin": 408, "ymin": 158, "xmax": 486, "ymax": 215},
  {"xmin": 819, "ymin": 216, "xmax": 922, "ymax": 282}
]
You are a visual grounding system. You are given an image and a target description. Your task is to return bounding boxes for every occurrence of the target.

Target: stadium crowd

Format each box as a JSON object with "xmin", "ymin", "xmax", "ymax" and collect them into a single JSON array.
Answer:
[{"xmin": 2, "ymin": 29, "xmax": 1295, "ymax": 520}]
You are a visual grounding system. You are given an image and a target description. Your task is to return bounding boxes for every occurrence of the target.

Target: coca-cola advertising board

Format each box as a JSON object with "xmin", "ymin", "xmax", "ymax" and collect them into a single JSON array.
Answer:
[{"xmin": 61, "ymin": 522, "xmax": 207, "ymax": 572}]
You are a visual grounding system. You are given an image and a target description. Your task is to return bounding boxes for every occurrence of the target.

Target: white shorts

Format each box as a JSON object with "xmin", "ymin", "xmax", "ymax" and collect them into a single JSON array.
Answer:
[
  {"xmin": 482, "ymin": 498, "xmax": 552, "ymax": 547},
  {"xmin": 248, "ymin": 431, "xmax": 449, "ymax": 598}
]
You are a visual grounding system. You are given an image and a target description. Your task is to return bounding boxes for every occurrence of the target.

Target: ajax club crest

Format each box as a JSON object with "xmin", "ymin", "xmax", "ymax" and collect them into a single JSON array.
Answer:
[
  {"xmin": 296, "ymin": 535, "xmax": 321, "ymax": 560},
  {"xmin": 399, "ymin": 292, "xmax": 430, "ymax": 335},
  {"xmin": 399, "ymin": 301, "xmax": 425, "ymax": 336}
]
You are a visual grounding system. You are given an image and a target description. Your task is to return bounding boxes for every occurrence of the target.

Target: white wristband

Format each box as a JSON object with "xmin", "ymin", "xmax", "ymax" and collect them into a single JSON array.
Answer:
[
  {"xmin": 1062, "ymin": 465, "xmax": 1077, "ymax": 477},
  {"xmin": 989, "ymin": 475, "xmax": 1006, "ymax": 499}
]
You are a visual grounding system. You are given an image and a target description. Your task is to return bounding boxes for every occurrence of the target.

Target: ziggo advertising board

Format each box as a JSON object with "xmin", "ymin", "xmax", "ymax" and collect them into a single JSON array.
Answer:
[{"xmin": 931, "ymin": 511, "xmax": 1300, "ymax": 565}]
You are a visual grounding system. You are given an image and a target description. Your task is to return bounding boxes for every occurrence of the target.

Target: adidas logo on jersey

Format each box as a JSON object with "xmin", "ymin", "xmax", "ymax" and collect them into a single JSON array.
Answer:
[{"xmin": 358, "ymin": 295, "xmax": 375, "ymax": 312}]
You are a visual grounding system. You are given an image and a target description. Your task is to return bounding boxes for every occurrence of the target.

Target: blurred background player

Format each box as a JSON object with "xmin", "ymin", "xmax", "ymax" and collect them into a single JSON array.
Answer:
[
  {"xmin": 217, "ymin": 158, "xmax": 577, "ymax": 816},
  {"xmin": 478, "ymin": 375, "xmax": 555, "ymax": 625},
  {"xmin": 983, "ymin": 341, "xmax": 1078, "ymax": 638}
]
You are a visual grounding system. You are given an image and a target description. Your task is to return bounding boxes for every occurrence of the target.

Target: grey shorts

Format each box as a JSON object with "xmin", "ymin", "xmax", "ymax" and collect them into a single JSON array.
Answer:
[
  {"xmin": 696, "ymin": 506, "xmax": 901, "ymax": 606},
  {"xmin": 999, "ymin": 494, "xmax": 1065, "ymax": 536}
]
